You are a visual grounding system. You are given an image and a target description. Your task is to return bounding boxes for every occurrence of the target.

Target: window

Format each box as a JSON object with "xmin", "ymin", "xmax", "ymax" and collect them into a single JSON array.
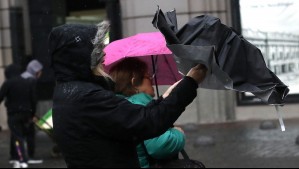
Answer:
[{"xmin": 238, "ymin": 0, "xmax": 299, "ymax": 104}]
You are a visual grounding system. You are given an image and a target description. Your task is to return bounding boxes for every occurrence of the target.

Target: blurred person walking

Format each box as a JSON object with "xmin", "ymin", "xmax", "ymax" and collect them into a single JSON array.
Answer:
[
  {"xmin": 49, "ymin": 21, "xmax": 207, "ymax": 168},
  {"xmin": 0, "ymin": 60, "xmax": 44, "ymax": 168},
  {"xmin": 4, "ymin": 63, "xmax": 23, "ymax": 166}
]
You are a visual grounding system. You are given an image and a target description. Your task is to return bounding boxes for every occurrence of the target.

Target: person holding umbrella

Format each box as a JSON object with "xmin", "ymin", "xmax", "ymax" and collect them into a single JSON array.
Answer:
[
  {"xmin": 48, "ymin": 21, "xmax": 207, "ymax": 168},
  {"xmin": 109, "ymin": 58, "xmax": 186, "ymax": 168}
]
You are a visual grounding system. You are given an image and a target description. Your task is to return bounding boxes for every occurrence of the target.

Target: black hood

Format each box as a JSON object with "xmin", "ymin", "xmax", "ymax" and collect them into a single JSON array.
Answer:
[
  {"xmin": 48, "ymin": 24, "xmax": 98, "ymax": 82},
  {"xmin": 5, "ymin": 64, "xmax": 23, "ymax": 79}
]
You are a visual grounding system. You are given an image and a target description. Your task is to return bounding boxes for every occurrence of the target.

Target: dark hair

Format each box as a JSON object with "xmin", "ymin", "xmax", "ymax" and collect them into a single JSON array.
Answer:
[{"xmin": 109, "ymin": 58, "xmax": 148, "ymax": 97}]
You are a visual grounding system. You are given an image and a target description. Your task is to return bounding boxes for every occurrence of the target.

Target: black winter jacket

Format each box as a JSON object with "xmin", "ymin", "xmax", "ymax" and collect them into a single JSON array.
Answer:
[
  {"xmin": 0, "ymin": 76, "xmax": 37, "ymax": 119},
  {"xmin": 49, "ymin": 24, "xmax": 199, "ymax": 168}
]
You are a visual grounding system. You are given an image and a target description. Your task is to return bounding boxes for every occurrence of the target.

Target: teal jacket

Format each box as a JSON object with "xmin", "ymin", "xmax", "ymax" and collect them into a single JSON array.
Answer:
[{"xmin": 125, "ymin": 93, "xmax": 185, "ymax": 168}]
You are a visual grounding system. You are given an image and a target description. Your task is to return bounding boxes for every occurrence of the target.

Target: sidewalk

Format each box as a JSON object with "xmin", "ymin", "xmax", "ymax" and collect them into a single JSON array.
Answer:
[
  {"xmin": 184, "ymin": 118, "xmax": 299, "ymax": 168},
  {"xmin": 1, "ymin": 118, "xmax": 299, "ymax": 168},
  {"xmin": 0, "ymin": 130, "xmax": 66, "ymax": 168}
]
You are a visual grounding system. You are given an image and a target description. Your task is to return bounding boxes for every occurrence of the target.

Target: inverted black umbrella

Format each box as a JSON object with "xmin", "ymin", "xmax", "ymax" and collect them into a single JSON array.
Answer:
[{"xmin": 152, "ymin": 8, "xmax": 289, "ymax": 105}]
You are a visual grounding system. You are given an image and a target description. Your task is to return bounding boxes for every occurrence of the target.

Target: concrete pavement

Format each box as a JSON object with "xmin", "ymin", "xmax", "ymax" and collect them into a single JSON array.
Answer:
[
  {"xmin": 183, "ymin": 118, "xmax": 299, "ymax": 168},
  {"xmin": 1, "ymin": 118, "xmax": 299, "ymax": 168}
]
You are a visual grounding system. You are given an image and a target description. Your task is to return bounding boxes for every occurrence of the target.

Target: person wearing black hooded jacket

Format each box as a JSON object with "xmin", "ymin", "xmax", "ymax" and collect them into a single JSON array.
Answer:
[
  {"xmin": 48, "ymin": 21, "xmax": 207, "ymax": 168},
  {"xmin": 3, "ymin": 64, "xmax": 23, "ymax": 164},
  {"xmin": 0, "ymin": 60, "xmax": 43, "ymax": 167}
]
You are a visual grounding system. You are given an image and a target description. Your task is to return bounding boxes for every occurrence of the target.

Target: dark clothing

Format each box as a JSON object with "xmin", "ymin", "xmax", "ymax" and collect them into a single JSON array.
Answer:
[
  {"xmin": 9, "ymin": 123, "xmax": 35, "ymax": 160},
  {"xmin": 0, "ymin": 76, "xmax": 37, "ymax": 117},
  {"xmin": 49, "ymin": 24, "xmax": 199, "ymax": 168},
  {"xmin": 8, "ymin": 118, "xmax": 28, "ymax": 162},
  {"xmin": 48, "ymin": 24, "xmax": 97, "ymax": 83},
  {"xmin": 9, "ymin": 121, "xmax": 35, "ymax": 160},
  {"xmin": 4, "ymin": 64, "xmax": 24, "ymax": 160},
  {"xmin": 53, "ymin": 77, "xmax": 197, "ymax": 168},
  {"xmin": 0, "ymin": 76, "xmax": 38, "ymax": 162},
  {"xmin": 4, "ymin": 64, "xmax": 23, "ymax": 80},
  {"xmin": 8, "ymin": 116, "xmax": 35, "ymax": 162}
]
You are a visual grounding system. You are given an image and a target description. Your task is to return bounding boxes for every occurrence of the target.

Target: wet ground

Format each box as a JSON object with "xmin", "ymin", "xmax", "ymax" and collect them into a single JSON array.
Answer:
[
  {"xmin": 183, "ymin": 119, "xmax": 299, "ymax": 168},
  {"xmin": 1, "ymin": 118, "xmax": 299, "ymax": 168}
]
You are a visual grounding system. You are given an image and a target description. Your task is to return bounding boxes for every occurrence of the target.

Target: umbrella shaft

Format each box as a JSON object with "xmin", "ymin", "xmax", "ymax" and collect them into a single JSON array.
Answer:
[{"xmin": 151, "ymin": 55, "xmax": 160, "ymax": 97}]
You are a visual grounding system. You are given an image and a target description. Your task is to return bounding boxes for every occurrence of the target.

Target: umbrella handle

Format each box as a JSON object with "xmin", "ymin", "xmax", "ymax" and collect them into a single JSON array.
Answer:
[{"xmin": 275, "ymin": 105, "xmax": 286, "ymax": 132}]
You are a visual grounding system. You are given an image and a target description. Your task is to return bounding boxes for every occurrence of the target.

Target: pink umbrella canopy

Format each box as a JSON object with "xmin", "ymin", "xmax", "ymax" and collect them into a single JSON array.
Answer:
[{"xmin": 104, "ymin": 32, "xmax": 182, "ymax": 85}]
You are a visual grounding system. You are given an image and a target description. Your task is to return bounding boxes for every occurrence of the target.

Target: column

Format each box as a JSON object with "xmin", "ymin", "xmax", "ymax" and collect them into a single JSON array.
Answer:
[{"xmin": 0, "ymin": 0, "xmax": 13, "ymax": 130}]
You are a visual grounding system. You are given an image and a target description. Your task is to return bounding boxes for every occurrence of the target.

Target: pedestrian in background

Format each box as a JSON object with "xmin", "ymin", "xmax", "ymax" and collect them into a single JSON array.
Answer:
[
  {"xmin": 110, "ymin": 58, "xmax": 186, "ymax": 168},
  {"xmin": 0, "ymin": 60, "xmax": 44, "ymax": 168},
  {"xmin": 3, "ymin": 63, "xmax": 23, "ymax": 166},
  {"xmin": 48, "ymin": 21, "xmax": 207, "ymax": 168}
]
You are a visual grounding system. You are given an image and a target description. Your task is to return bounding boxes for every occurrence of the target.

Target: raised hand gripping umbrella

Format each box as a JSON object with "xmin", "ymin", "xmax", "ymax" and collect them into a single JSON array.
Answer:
[{"xmin": 104, "ymin": 32, "xmax": 182, "ymax": 96}]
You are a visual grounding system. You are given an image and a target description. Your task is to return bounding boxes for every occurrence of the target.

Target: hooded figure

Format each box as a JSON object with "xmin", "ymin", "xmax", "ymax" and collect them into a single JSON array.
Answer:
[
  {"xmin": 48, "ymin": 21, "xmax": 206, "ymax": 168},
  {"xmin": 0, "ymin": 60, "xmax": 43, "ymax": 166},
  {"xmin": 4, "ymin": 64, "xmax": 23, "ymax": 80},
  {"xmin": 21, "ymin": 60, "xmax": 43, "ymax": 79},
  {"xmin": 0, "ymin": 59, "xmax": 43, "ymax": 116}
]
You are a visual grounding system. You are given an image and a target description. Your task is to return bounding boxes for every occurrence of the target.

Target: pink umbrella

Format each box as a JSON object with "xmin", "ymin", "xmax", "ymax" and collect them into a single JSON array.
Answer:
[{"xmin": 104, "ymin": 32, "xmax": 182, "ymax": 96}]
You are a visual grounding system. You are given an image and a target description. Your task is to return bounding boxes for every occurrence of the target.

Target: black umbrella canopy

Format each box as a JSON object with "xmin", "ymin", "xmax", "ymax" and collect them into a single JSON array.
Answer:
[{"xmin": 152, "ymin": 8, "xmax": 289, "ymax": 105}]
